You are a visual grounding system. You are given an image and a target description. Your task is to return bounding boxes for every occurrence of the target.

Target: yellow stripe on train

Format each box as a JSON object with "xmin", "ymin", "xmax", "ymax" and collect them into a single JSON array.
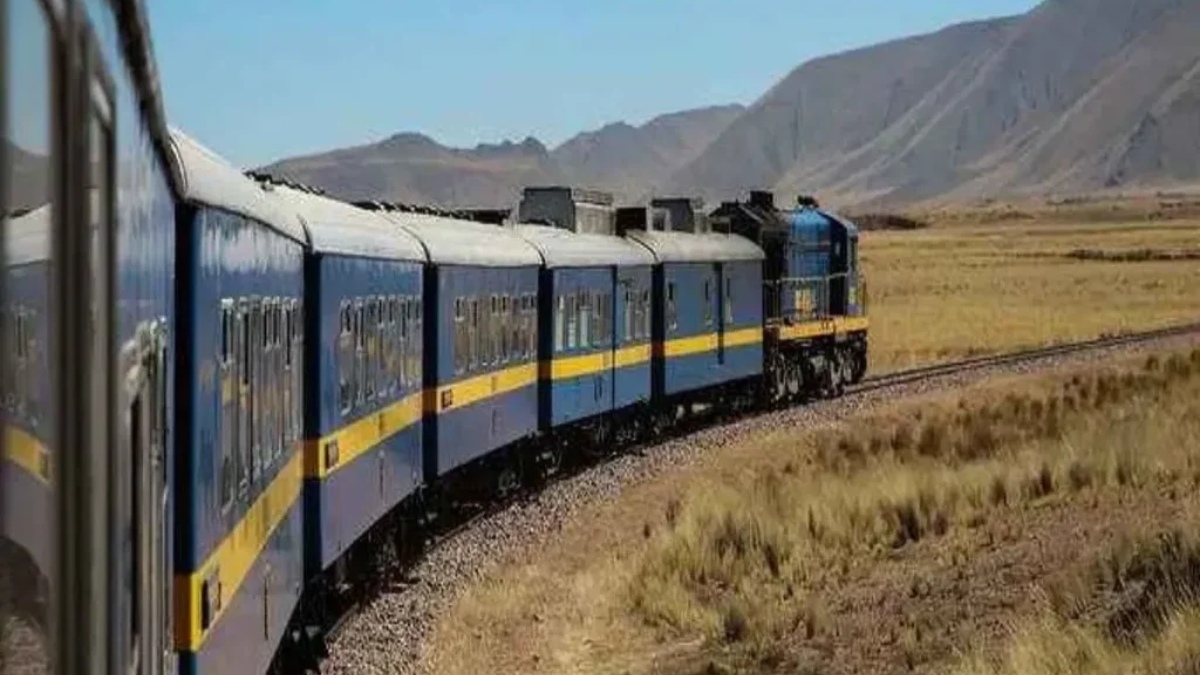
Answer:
[
  {"xmin": 3, "ymin": 425, "xmax": 51, "ymax": 485},
  {"xmin": 772, "ymin": 316, "xmax": 869, "ymax": 341},
  {"xmin": 303, "ymin": 390, "xmax": 424, "ymax": 480},
  {"xmin": 174, "ymin": 444, "xmax": 304, "ymax": 652}
]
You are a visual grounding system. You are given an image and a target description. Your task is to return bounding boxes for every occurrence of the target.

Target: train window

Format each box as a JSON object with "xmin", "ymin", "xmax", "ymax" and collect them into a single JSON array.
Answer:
[
  {"xmin": 642, "ymin": 289, "xmax": 652, "ymax": 338},
  {"xmin": 469, "ymin": 297, "xmax": 479, "ymax": 371},
  {"xmin": 566, "ymin": 294, "xmax": 577, "ymax": 350},
  {"xmin": 667, "ymin": 283, "xmax": 678, "ymax": 332},
  {"xmin": 604, "ymin": 293, "xmax": 612, "ymax": 345},
  {"xmin": 373, "ymin": 298, "xmax": 384, "ymax": 399},
  {"xmin": 413, "ymin": 298, "xmax": 422, "ymax": 383},
  {"xmin": 725, "ymin": 277, "xmax": 733, "ymax": 323},
  {"xmin": 353, "ymin": 300, "xmax": 365, "ymax": 408},
  {"xmin": 578, "ymin": 291, "xmax": 590, "ymax": 348},
  {"xmin": 291, "ymin": 300, "xmax": 303, "ymax": 442},
  {"xmin": 454, "ymin": 297, "xmax": 465, "ymax": 375},
  {"xmin": 284, "ymin": 306, "xmax": 293, "ymax": 368},
  {"xmin": 396, "ymin": 295, "xmax": 405, "ymax": 389},
  {"xmin": 513, "ymin": 296, "xmax": 522, "ymax": 361},
  {"xmin": 503, "ymin": 296, "xmax": 512, "ymax": 362},
  {"xmin": 220, "ymin": 300, "xmax": 236, "ymax": 508},
  {"xmin": 555, "ymin": 295, "xmax": 565, "ymax": 353},
  {"xmin": 704, "ymin": 280, "xmax": 713, "ymax": 328},
  {"xmin": 339, "ymin": 301, "xmax": 352, "ymax": 412},
  {"xmin": 221, "ymin": 303, "xmax": 232, "ymax": 364}
]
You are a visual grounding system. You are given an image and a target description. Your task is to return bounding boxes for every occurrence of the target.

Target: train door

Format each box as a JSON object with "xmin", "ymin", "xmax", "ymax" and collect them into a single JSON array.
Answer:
[{"xmin": 713, "ymin": 263, "xmax": 725, "ymax": 366}]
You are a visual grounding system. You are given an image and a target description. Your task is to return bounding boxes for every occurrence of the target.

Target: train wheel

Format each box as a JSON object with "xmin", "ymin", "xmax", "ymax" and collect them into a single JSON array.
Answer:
[
  {"xmin": 770, "ymin": 352, "xmax": 789, "ymax": 403},
  {"xmin": 786, "ymin": 362, "xmax": 802, "ymax": 399}
]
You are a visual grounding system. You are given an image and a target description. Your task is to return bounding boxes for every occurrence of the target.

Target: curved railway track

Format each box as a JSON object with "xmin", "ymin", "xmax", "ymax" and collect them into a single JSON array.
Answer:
[{"xmin": 311, "ymin": 321, "xmax": 1200, "ymax": 670}]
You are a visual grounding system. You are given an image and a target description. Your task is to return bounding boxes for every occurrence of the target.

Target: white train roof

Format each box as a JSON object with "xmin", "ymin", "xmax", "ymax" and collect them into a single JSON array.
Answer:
[
  {"xmin": 624, "ymin": 229, "xmax": 765, "ymax": 263},
  {"xmin": 260, "ymin": 184, "xmax": 426, "ymax": 262},
  {"xmin": 371, "ymin": 209, "xmax": 541, "ymax": 267},
  {"xmin": 166, "ymin": 127, "xmax": 309, "ymax": 244},
  {"xmin": 510, "ymin": 224, "xmax": 655, "ymax": 268},
  {"xmin": 4, "ymin": 204, "xmax": 50, "ymax": 266}
]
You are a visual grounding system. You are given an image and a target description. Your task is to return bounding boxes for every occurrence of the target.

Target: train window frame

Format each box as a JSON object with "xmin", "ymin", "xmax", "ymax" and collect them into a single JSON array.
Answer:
[
  {"xmin": 703, "ymin": 280, "xmax": 713, "ymax": 328},
  {"xmin": 642, "ymin": 289, "xmax": 651, "ymax": 338},
  {"xmin": 577, "ymin": 290, "xmax": 589, "ymax": 349},
  {"xmin": 469, "ymin": 296, "xmax": 479, "ymax": 371},
  {"xmin": 555, "ymin": 294, "xmax": 565, "ymax": 353},
  {"xmin": 500, "ymin": 294, "xmax": 510, "ymax": 364},
  {"xmin": 219, "ymin": 299, "xmax": 236, "ymax": 509},
  {"xmin": 725, "ymin": 277, "xmax": 733, "ymax": 323},
  {"xmin": 412, "ymin": 297, "xmax": 422, "ymax": 383},
  {"xmin": 246, "ymin": 296, "xmax": 260, "ymax": 485},
  {"xmin": 566, "ymin": 293, "xmax": 577, "ymax": 350},
  {"xmin": 453, "ymin": 296, "xmax": 465, "ymax": 375},
  {"xmin": 236, "ymin": 300, "xmax": 251, "ymax": 496},
  {"xmin": 353, "ymin": 299, "xmax": 365, "ymax": 408},
  {"xmin": 667, "ymin": 282, "xmax": 677, "ymax": 333},
  {"xmin": 338, "ymin": 300, "xmax": 352, "ymax": 414}
]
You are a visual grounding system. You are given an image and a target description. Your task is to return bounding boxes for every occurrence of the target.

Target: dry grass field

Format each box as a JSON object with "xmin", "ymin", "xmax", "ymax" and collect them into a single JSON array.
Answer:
[
  {"xmin": 424, "ymin": 347, "xmax": 1200, "ymax": 675},
  {"xmin": 860, "ymin": 201, "xmax": 1200, "ymax": 372},
  {"xmin": 416, "ymin": 203, "xmax": 1200, "ymax": 675}
]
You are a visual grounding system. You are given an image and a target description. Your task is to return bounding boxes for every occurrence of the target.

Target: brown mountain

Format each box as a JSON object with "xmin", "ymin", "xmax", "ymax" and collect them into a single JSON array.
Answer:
[
  {"xmin": 259, "ymin": 0, "xmax": 1200, "ymax": 210},
  {"xmin": 551, "ymin": 104, "xmax": 745, "ymax": 202},
  {"xmin": 5, "ymin": 142, "xmax": 50, "ymax": 214},
  {"xmin": 666, "ymin": 0, "xmax": 1200, "ymax": 207},
  {"xmin": 259, "ymin": 104, "xmax": 744, "ymax": 208}
]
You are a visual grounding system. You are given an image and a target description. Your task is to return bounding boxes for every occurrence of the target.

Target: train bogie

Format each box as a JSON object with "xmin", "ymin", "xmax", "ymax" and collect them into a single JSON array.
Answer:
[{"xmin": 169, "ymin": 130, "xmax": 308, "ymax": 675}]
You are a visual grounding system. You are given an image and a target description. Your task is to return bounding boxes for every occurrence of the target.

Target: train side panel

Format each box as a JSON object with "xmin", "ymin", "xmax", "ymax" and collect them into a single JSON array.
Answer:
[
  {"xmin": 305, "ymin": 254, "xmax": 423, "ymax": 574},
  {"xmin": 175, "ymin": 206, "xmax": 305, "ymax": 675},
  {"xmin": 427, "ymin": 264, "xmax": 539, "ymax": 479},
  {"xmin": 545, "ymin": 266, "xmax": 614, "ymax": 427},
  {"xmin": 660, "ymin": 261, "xmax": 762, "ymax": 397},
  {"xmin": 613, "ymin": 265, "xmax": 653, "ymax": 411}
]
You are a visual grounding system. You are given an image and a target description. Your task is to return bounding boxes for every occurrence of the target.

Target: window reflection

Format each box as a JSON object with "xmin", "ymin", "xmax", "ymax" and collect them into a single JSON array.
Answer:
[{"xmin": 1, "ymin": 1, "xmax": 56, "ymax": 674}]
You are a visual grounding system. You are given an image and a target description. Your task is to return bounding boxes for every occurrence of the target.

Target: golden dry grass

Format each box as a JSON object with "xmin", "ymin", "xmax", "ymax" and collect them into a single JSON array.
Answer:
[
  {"xmin": 424, "ymin": 346, "xmax": 1200, "ymax": 675},
  {"xmin": 627, "ymin": 350, "xmax": 1200, "ymax": 654},
  {"xmin": 860, "ymin": 213, "xmax": 1200, "ymax": 372}
]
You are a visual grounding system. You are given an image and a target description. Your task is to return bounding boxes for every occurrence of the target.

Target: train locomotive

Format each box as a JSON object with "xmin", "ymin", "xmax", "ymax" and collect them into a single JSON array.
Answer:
[{"xmin": 0, "ymin": 5, "xmax": 867, "ymax": 673}]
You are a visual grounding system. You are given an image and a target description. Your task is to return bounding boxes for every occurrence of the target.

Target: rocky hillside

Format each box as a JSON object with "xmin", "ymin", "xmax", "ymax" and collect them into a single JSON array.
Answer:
[
  {"xmin": 258, "ymin": 105, "xmax": 743, "ymax": 208},
  {"xmin": 667, "ymin": 0, "xmax": 1200, "ymax": 207}
]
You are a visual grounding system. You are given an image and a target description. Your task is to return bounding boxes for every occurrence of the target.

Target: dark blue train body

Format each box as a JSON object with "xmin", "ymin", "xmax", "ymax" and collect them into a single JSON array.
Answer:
[
  {"xmin": 624, "ymin": 199, "xmax": 765, "ymax": 401},
  {"xmin": 168, "ymin": 130, "xmax": 308, "ymax": 675},
  {"xmin": 366, "ymin": 207, "xmax": 543, "ymax": 483},
  {"xmin": 3, "ymin": 1, "xmax": 182, "ymax": 673},
  {"xmin": 513, "ymin": 187, "xmax": 657, "ymax": 439},
  {"xmin": 260, "ymin": 183, "xmax": 428, "ymax": 579}
]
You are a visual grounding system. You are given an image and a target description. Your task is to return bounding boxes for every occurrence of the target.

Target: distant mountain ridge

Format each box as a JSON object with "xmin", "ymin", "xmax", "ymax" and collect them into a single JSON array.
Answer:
[
  {"xmin": 260, "ymin": 0, "xmax": 1200, "ymax": 210},
  {"xmin": 666, "ymin": 0, "xmax": 1200, "ymax": 207},
  {"xmin": 259, "ymin": 104, "xmax": 744, "ymax": 208}
]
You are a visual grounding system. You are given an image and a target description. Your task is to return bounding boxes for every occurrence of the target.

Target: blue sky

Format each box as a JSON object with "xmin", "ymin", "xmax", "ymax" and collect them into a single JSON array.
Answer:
[{"xmin": 147, "ymin": 0, "xmax": 1040, "ymax": 167}]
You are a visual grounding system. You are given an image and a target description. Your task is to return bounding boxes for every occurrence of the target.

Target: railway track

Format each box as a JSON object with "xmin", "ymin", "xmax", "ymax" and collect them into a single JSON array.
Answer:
[
  {"xmin": 855, "ymin": 321, "xmax": 1200, "ymax": 394},
  {"xmin": 312, "ymin": 321, "xmax": 1200, "ymax": 669}
]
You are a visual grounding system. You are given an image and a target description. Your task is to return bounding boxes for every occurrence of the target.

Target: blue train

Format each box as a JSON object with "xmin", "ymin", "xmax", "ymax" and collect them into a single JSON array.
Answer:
[{"xmin": 0, "ymin": 5, "xmax": 866, "ymax": 674}]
